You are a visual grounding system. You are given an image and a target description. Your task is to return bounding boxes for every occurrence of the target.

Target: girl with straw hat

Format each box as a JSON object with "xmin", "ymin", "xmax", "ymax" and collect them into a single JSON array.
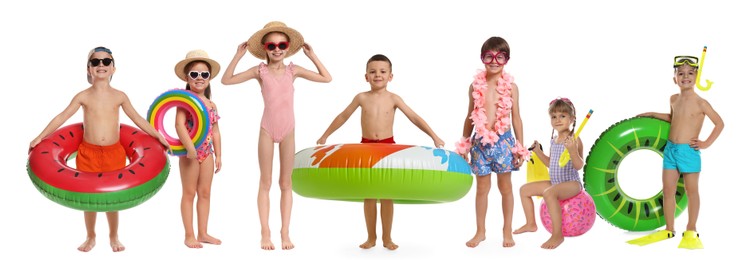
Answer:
[
  {"xmin": 174, "ymin": 49, "xmax": 223, "ymax": 249},
  {"xmin": 221, "ymin": 21, "xmax": 332, "ymax": 250}
]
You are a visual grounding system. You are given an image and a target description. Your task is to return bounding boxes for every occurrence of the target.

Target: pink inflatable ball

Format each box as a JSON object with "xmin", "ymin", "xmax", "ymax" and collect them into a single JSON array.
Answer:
[{"xmin": 539, "ymin": 190, "xmax": 596, "ymax": 237}]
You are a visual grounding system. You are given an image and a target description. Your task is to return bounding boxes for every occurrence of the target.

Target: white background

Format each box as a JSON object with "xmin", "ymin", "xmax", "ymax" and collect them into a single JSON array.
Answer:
[{"xmin": 2, "ymin": 0, "xmax": 739, "ymax": 259}]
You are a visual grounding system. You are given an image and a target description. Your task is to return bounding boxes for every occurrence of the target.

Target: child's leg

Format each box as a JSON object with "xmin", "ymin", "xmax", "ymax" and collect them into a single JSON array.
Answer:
[
  {"xmin": 496, "ymin": 172, "xmax": 515, "ymax": 247},
  {"xmin": 179, "ymin": 157, "xmax": 203, "ymax": 248},
  {"xmin": 196, "ymin": 154, "xmax": 220, "ymax": 245},
  {"xmin": 105, "ymin": 211, "xmax": 125, "ymax": 252},
  {"xmin": 380, "ymin": 199, "xmax": 398, "ymax": 250},
  {"xmin": 78, "ymin": 211, "xmax": 97, "ymax": 252},
  {"xmin": 277, "ymin": 130, "xmax": 295, "ymax": 250},
  {"xmin": 662, "ymin": 169, "xmax": 680, "ymax": 232},
  {"xmin": 360, "ymin": 199, "xmax": 377, "ymax": 249},
  {"xmin": 257, "ymin": 129, "xmax": 276, "ymax": 250},
  {"xmin": 682, "ymin": 173, "xmax": 700, "ymax": 231},
  {"xmin": 514, "ymin": 181, "xmax": 551, "ymax": 234},
  {"xmin": 540, "ymin": 181, "xmax": 581, "ymax": 249},
  {"xmin": 466, "ymin": 174, "xmax": 491, "ymax": 248}
]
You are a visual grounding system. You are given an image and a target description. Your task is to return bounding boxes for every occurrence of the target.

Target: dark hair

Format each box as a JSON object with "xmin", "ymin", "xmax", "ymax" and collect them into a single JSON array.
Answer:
[
  {"xmin": 480, "ymin": 37, "xmax": 510, "ymax": 59},
  {"xmin": 548, "ymin": 98, "xmax": 576, "ymax": 138},
  {"xmin": 261, "ymin": 31, "xmax": 290, "ymax": 62},
  {"xmin": 184, "ymin": 61, "xmax": 212, "ymax": 99},
  {"xmin": 367, "ymin": 54, "xmax": 392, "ymax": 69}
]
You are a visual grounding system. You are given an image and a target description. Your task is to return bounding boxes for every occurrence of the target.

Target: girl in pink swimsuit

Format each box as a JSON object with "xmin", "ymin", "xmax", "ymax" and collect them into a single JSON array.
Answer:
[
  {"xmin": 221, "ymin": 21, "xmax": 332, "ymax": 250},
  {"xmin": 174, "ymin": 50, "xmax": 223, "ymax": 249}
]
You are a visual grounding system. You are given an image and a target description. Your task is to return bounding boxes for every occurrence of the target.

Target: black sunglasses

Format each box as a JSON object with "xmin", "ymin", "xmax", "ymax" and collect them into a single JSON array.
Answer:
[{"xmin": 89, "ymin": 58, "xmax": 114, "ymax": 67}]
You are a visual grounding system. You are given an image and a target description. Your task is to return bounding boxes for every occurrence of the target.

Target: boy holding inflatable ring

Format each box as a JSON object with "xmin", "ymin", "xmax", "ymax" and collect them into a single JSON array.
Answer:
[
  {"xmin": 317, "ymin": 54, "xmax": 445, "ymax": 250},
  {"xmin": 632, "ymin": 55, "xmax": 724, "ymax": 249},
  {"xmin": 455, "ymin": 36, "xmax": 530, "ymax": 248},
  {"xmin": 29, "ymin": 46, "xmax": 169, "ymax": 252}
]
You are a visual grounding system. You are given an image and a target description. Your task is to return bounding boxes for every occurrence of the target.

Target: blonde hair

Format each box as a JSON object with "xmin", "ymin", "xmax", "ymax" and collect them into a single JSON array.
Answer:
[{"xmin": 549, "ymin": 98, "xmax": 576, "ymax": 138}]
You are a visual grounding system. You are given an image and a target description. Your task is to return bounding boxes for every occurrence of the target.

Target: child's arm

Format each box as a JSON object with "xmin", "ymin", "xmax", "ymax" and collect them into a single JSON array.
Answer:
[
  {"xmin": 293, "ymin": 43, "xmax": 332, "ymax": 83},
  {"xmin": 174, "ymin": 108, "xmax": 198, "ymax": 159},
  {"xmin": 394, "ymin": 94, "xmax": 445, "ymax": 147},
  {"xmin": 691, "ymin": 99, "xmax": 724, "ymax": 150},
  {"xmin": 455, "ymin": 85, "xmax": 476, "ymax": 158},
  {"xmin": 461, "ymin": 84, "xmax": 475, "ymax": 138},
  {"xmin": 638, "ymin": 95, "xmax": 675, "ymax": 122},
  {"xmin": 317, "ymin": 95, "xmax": 360, "ymax": 145},
  {"xmin": 121, "ymin": 93, "xmax": 170, "ymax": 149},
  {"xmin": 531, "ymin": 140, "xmax": 550, "ymax": 165},
  {"xmin": 564, "ymin": 137, "xmax": 585, "ymax": 170},
  {"xmin": 510, "ymin": 83, "xmax": 527, "ymax": 167},
  {"xmin": 212, "ymin": 104, "xmax": 222, "ymax": 173},
  {"xmin": 30, "ymin": 92, "xmax": 83, "ymax": 149},
  {"xmin": 221, "ymin": 41, "xmax": 260, "ymax": 85}
]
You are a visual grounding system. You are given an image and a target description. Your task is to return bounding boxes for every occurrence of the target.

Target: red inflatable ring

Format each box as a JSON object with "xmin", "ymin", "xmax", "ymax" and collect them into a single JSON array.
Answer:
[{"xmin": 27, "ymin": 123, "xmax": 170, "ymax": 211}]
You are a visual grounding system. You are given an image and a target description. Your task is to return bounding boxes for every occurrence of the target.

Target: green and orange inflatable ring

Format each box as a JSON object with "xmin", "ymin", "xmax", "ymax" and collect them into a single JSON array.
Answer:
[
  {"xmin": 292, "ymin": 144, "xmax": 473, "ymax": 204},
  {"xmin": 584, "ymin": 117, "xmax": 688, "ymax": 231}
]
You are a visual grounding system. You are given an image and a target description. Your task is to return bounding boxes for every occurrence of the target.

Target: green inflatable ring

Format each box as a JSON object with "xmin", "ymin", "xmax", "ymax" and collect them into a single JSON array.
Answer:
[
  {"xmin": 292, "ymin": 144, "xmax": 473, "ymax": 204},
  {"xmin": 584, "ymin": 117, "xmax": 688, "ymax": 231}
]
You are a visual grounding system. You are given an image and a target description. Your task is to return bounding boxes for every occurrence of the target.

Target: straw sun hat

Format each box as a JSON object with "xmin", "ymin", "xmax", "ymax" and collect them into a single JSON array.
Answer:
[
  {"xmin": 247, "ymin": 21, "xmax": 304, "ymax": 60},
  {"xmin": 174, "ymin": 50, "xmax": 221, "ymax": 81}
]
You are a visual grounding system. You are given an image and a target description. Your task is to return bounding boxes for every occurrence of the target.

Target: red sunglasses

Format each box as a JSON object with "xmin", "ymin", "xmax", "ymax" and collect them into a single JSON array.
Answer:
[{"xmin": 264, "ymin": 41, "xmax": 289, "ymax": 51}]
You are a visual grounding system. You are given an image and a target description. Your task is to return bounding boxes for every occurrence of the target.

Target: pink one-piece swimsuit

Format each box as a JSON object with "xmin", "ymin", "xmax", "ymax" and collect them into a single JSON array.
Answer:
[{"xmin": 258, "ymin": 62, "xmax": 295, "ymax": 143}]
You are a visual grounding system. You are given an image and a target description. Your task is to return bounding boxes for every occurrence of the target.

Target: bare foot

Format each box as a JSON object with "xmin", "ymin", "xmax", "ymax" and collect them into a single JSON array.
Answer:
[
  {"xmin": 513, "ymin": 224, "xmax": 538, "ymax": 234},
  {"xmin": 541, "ymin": 236, "xmax": 564, "ymax": 249},
  {"xmin": 503, "ymin": 235, "xmax": 515, "ymax": 248},
  {"xmin": 110, "ymin": 237, "xmax": 126, "ymax": 252},
  {"xmin": 281, "ymin": 234, "xmax": 294, "ymax": 250},
  {"xmin": 185, "ymin": 237, "xmax": 203, "ymax": 249},
  {"xmin": 359, "ymin": 239, "xmax": 376, "ymax": 249},
  {"xmin": 261, "ymin": 236, "xmax": 275, "ymax": 250},
  {"xmin": 466, "ymin": 233, "xmax": 486, "ymax": 248},
  {"xmin": 383, "ymin": 239, "xmax": 398, "ymax": 250},
  {"xmin": 198, "ymin": 234, "xmax": 222, "ymax": 245},
  {"xmin": 77, "ymin": 237, "xmax": 95, "ymax": 252}
]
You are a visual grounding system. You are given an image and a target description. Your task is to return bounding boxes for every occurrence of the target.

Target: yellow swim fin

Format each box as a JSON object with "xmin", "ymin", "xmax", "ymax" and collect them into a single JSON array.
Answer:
[
  {"xmin": 678, "ymin": 231, "xmax": 703, "ymax": 249},
  {"xmin": 526, "ymin": 146, "xmax": 549, "ymax": 183},
  {"xmin": 626, "ymin": 230, "xmax": 675, "ymax": 246}
]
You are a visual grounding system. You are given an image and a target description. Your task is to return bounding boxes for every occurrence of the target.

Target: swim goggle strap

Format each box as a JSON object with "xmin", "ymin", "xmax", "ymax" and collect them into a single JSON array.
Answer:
[{"xmin": 673, "ymin": 56, "xmax": 699, "ymax": 68}]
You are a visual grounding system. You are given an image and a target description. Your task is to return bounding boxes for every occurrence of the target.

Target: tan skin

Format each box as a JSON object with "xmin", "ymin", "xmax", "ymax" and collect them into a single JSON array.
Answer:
[
  {"xmin": 175, "ymin": 61, "xmax": 223, "ymax": 248},
  {"xmin": 221, "ymin": 32, "xmax": 332, "ymax": 250},
  {"xmin": 317, "ymin": 60, "xmax": 445, "ymax": 250},
  {"xmin": 638, "ymin": 64, "xmax": 724, "ymax": 234},
  {"xmin": 513, "ymin": 110, "xmax": 584, "ymax": 249},
  {"xmin": 460, "ymin": 52, "xmax": 525, "ymax": 248},
  {"xmin": 29, "ymin": 51, "xmax": 169, "ymax": 253}
]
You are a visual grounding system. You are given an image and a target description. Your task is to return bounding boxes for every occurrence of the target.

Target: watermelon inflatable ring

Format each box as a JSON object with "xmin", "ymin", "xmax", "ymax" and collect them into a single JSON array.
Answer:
[
  {"xmin": 292, "ymin": 144, "xmax": 473, "ymax": 204},
  {"xmin": 27, "ymin": 123, "xmax": 170, "ymax": 212}
]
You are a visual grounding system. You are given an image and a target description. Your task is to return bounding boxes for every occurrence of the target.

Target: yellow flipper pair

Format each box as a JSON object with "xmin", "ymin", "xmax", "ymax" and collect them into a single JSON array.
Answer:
[{"xmin": 626, "ymin": 230, "xmax": 703, "ymax": 249}]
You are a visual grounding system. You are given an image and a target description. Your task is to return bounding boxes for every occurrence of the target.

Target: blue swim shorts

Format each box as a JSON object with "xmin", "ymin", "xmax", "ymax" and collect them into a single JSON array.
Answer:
[
  {"xmin": 663, "ymin": 140, "xmax": 701, "ymax": 174},
  {"xmin": 470, "ymin": 131, "xmax": 519, "ymax": 176}
]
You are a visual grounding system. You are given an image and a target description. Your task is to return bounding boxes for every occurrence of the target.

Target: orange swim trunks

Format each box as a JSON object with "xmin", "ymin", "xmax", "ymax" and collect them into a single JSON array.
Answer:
[{"xmin": 76, "ymin": 140, "xmax": 127, "ymax": 172}]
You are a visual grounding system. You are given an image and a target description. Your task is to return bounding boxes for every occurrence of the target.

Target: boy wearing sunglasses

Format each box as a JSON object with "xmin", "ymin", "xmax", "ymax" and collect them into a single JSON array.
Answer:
[
  {"xmin": 631, "ymin": 56, "xmax": 724, "ymax": 249},
  {"xmin": 316, "ymin": 54, "xmax": 445, "ymax": 250},
  {"xmin": 221, "ymin": 21, "xmax": 332, "ymax": 251},
  {"xmin": 29, "ymin": 46, "xmax": 169, "ymax": 252},
  {"xmin": 455, "ymin": 36, "xmax": 529, "ymax": 248}
]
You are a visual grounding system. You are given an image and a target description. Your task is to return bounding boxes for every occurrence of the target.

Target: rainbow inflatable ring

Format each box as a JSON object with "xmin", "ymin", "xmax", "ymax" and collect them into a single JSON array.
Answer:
[
  {"xmin": 27, "ymin": 123, "xmax": 170, "ymax": 212},
  {"xmin": 293, "ymin": 144, "xmax": 473, "ymax": 204},
  {"xmin": 147, "ymin": 89, "xmax": 210, "ymax": 156}
]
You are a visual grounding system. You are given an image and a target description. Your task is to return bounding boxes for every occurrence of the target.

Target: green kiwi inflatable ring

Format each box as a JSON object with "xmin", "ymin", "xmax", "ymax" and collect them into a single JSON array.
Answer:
[{"xmin": 584, "ymin": 117, "xmax": 688, "ymax": 231}]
